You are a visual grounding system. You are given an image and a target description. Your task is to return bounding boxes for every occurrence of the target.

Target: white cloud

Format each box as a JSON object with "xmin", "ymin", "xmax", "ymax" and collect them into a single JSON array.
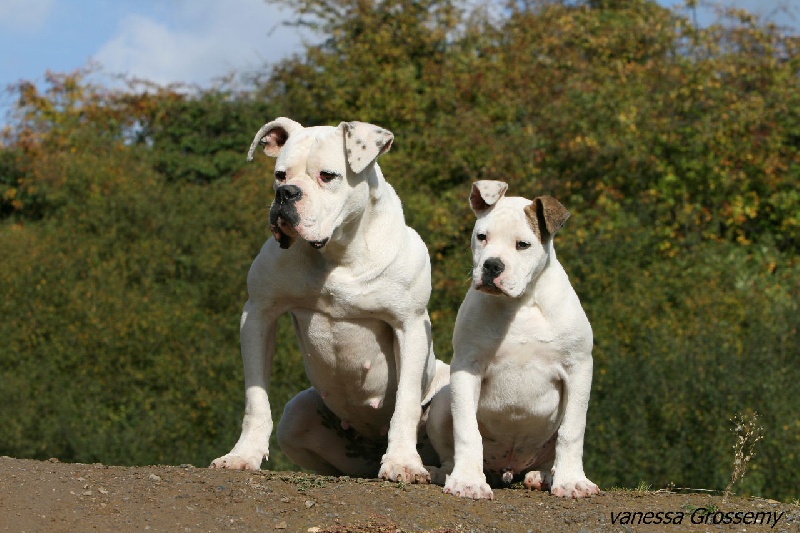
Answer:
[
  {"xmin": 93, "ymin": 0, "xmax": 311, "ymax": 87},
  {"xmin": 0, "ymin": 0, "xmax": 55, "ymax": 33}
]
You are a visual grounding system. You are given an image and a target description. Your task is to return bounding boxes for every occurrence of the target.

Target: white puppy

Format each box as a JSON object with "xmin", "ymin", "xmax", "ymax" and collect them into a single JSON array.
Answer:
[
  {"xmin": 211, "ymin": 117, "xmax": 448, "ymax": 483},
  {"xmin": 428, "ymin": 180, "xmax": 599, "ymax": 499}
]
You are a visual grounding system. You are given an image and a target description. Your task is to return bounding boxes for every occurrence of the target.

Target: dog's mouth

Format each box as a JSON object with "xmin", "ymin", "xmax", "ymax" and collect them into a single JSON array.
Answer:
[
  {"xmin": 269, "ymin": 217, "xmax": 296, "ymax": 249},
  {"xmin": 269, "ymin": 215, "xmax": 331, "ymax": 251},
  {"xmin": 476, "ymin": 282, "xmax": 504, "ymax": 295}
]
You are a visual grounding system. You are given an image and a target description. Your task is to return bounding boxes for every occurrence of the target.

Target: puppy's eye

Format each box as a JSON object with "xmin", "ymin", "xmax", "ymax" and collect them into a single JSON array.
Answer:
[
  {"xmin": 476, "ymin": 233, "xmax": 487, "ymax": 242},
  {"xmin": 319, "ymin": 170, "xmax": 339, "ymax": 183},
  {"xmin": 275, "ymin": 171, "xmax": 286, "ymax": 182},
  {"xmin": 516, "ymin": 241, "xmax": 531, "ymax": 250}
]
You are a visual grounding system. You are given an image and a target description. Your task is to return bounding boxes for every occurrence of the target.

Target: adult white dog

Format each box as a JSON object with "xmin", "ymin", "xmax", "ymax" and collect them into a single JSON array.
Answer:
[
  {"xmin": 210, "ymin": 117, "xmax": 447, "ymax": 483},
  {"xmin": 427, "ymin": 180, "xmax": 599, "ymax": 499}
]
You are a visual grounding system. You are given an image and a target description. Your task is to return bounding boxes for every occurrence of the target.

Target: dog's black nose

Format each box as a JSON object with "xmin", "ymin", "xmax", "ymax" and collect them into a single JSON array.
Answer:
[
  {"xmin": 482, "ymin": 257, "xmax": 505, "ymax": 279},
  {"xmin": 275, "ymin": 184, "xmax": 302, "ymax": 204}
]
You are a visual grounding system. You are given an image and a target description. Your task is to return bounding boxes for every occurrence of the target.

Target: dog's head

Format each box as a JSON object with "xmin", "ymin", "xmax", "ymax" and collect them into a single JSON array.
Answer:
[
  {"xmin": 247, "ymin": 117, "xmax": 394, "ymax": 249},
  {"xmin": 468, "ymin": 180, "xmax": 570, "ymax": 298}
]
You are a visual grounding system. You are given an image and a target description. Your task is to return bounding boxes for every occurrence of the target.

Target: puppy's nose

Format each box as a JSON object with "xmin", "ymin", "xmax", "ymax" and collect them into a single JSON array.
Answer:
[
  {"xmin": 482, "ymin": 257, "xmax": 505, "ymax": 278},
  {"xmin": 275, "ymin": 184, "xmax": 302, "ymax": 204}
]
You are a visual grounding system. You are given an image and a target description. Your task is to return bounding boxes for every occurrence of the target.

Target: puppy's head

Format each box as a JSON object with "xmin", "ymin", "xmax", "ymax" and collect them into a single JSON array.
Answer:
[
  {"xmin": 247, "ymin": 117, "xmax": 394, "ymax": 249},
  {"xmin": 468, "ymin": 180, "xmax": 570, "ymax": 298}
]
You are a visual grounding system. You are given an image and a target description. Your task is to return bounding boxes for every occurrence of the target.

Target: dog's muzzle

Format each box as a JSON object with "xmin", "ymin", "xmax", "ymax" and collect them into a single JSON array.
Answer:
[
  {"xmin": 480, "ymin": 257, "xmax": 505, "ymax": 291},
  {"xmin": 269, "ymin": 185, "xmax": 303, "ymax": 249}
]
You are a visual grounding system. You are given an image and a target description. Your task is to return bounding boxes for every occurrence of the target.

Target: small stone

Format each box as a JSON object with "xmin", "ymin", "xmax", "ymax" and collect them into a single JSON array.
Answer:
[
  {"xmin": 305, "ymin": 500, "xmax": 316, "ymax": 508},
  {"xmin": 275, "ymin": 522, "xmax": 287, "ymax": 529},
  {"xmin": 149, "ymin": 474, "xmax": 161, "ymax": 482}
]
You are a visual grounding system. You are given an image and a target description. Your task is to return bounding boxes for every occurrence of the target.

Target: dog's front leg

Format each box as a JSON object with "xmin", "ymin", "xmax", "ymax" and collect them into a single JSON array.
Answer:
[
  {"xmin": 378, "ymin": 314, "xmax": 432, "ymax": 483},
  {"xmin": 210, "ymin": 301, "xmax": 277, "ymax": 470},
  {"xmin": 548, "ymin": 356, "xmax": 600, "ymax": 498},
  {"xmin": 444, "ymin": 365, "xmax": 494, "ymax": 500}
]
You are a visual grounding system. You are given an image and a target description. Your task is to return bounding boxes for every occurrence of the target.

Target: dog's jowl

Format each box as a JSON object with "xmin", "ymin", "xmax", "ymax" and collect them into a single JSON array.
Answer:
[
  {"xmin": 427, "ymin": 180, "xmax": 599, "ymax": 500},
  {"xmin": 210, "ymin": 117, "xmax": 448, "ymax": 483}
]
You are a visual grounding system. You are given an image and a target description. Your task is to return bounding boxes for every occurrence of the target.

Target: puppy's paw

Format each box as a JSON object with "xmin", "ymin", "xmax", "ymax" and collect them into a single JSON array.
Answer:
[
  {"xmin": 550, "ymin": 476, "xmax": 600, "ymax": 499},
  {"xmin": 379, "ymin": 455, "xmax": 431, "ymax": 484},
  {"xmin": 443, "ymin": 474, "xmax": 494, "ymax": 500},
  {"xmin": 523, "ymin": 470, "xmax": 552, "ymax": 491},
  {"xmin": 209, "ymin": 453, "xmax": 264, "ymax": 470}
]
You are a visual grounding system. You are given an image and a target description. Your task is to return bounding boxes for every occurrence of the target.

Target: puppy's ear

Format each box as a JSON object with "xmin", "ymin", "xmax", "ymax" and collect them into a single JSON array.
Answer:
[
  {"xmin": 470, "ymin": 180, "xmax": 508, "ymax": 216},
  {"xmin": 340, "ymin": 121, "xmax": 394, "ymax": 174},
  {"xmin": 247, "ymin": 117, "xmax": 303, "ymax": 161},
  {"xmin": 524, "ymin": 196, "xmax": 570, "ymax": 243}
]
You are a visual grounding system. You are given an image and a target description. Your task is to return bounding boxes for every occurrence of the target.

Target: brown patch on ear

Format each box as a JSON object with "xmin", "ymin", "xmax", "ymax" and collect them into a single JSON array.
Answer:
[
  {"xmin": 262, "ymin": 127, "xmax": 289, "ymax": 157},
  {"xmin": 469, "ymin": 180, "xmax": 509, "ymax": 215},
  {"xmin": 470, "ymin": 186, "xmax": 490, "ymax": 213},
  {"xmin": 524, "ymin": 196, "xmax": 570, "ymax": 243},
  {"xmin": 247, "ymin": 117, "xmax": 303, "ymax": 161}
]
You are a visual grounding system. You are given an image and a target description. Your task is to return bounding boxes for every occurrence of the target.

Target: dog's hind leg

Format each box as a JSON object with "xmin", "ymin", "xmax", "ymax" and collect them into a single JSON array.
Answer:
[
  {"xmin": 424, "ymin": 383, "xmax": 454, "ymax": 485},
  {"xmin": 277, "ymin": 388, "xmax": 383, "ymax": 477}
]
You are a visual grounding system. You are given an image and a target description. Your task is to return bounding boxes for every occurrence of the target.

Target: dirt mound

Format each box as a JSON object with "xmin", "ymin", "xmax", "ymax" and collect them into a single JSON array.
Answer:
[{"xmin": 1, "ymin": 457, "xmax": 796, "ymax": 532}]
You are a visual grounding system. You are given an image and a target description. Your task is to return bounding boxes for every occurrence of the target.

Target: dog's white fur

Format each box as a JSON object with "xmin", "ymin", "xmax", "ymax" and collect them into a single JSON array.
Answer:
[
  {"xmin": 210, "ymin": 117, "xmax": 448, "ymax": 483},
  {"xmin": 427, "ymin": 180, "xmax": 599, "ymax": 499}
]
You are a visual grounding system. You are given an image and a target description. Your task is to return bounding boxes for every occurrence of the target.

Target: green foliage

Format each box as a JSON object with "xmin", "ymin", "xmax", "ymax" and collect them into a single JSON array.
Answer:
[
  {"xmin": 137, "ymin": 91, "xmax": 275, "ymax": 183},
  {"xmin": 1, "ymin": 0, "xmax": 798, "ymax": 501}
]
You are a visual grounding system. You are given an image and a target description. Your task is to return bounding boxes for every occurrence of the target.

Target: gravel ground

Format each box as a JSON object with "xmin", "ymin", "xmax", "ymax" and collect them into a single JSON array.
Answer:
[{"xmin": 1, "ymin": 457, "xmax": 797, "ymax": 532}]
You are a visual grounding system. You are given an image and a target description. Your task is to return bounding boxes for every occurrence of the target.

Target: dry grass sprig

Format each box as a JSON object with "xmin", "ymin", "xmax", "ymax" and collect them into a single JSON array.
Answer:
[{"xmin": 723, "ymin": 411, "xmax": 764, "ymax": 502}]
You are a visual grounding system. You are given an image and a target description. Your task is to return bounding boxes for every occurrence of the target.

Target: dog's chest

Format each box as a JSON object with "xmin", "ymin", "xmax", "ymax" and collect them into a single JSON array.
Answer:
[
  {"xmin": 471, "ymin": 308, "xmax": 566, "ymax": 444},
  {"xmin": 480, "ymin": 343, "xmax": 563, "ymax": 415},
  {"xmin": 308, "ymin": 270, "xmax": 395, "ymax": 319}
]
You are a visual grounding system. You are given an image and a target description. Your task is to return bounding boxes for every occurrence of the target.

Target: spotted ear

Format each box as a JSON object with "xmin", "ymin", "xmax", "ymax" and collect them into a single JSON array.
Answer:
[
  {"xmin": 340, "ymin": 121, "xmax": 394, "ymax": 174},
  {"xmin": 247, "ymin": 117, "xmax": 303, "ymax": 161},
  {"xmin": 524, "ymin": 196, "xmax": 570, "ymax": 243},
  {"xmin": 469, "ymin": 180, "xmax": 508, "ymax": 216}
]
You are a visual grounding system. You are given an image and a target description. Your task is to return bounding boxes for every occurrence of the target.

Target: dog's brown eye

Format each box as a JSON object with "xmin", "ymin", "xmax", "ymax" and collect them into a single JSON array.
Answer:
[
  {"xmin": 320, "ymin": 171, "xmax": 338, "ymax": 183},
  {"xmin": 516, "ymin": 241, "xmax": 531, "ymax": 250},
  {"xmin": 275, "ymin": 171, "xmax": 286, "ymax": 182},
  {"xmin": 476, "ymin": 233, "xmax": 487, "ymax": 242}
]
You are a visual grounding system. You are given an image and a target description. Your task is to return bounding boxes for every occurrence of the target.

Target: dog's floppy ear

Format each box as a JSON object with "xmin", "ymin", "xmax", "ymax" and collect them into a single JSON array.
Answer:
[
  {"xmin": 247, "ymin": 117, "xmax": 303, "ymax": 161},
  {"xmin": 470, "ymin": 180, "xmax": 508, "ymax": 216},
  {"xmin": 524, "ymin": 196, "xmax": 570, "ymax": 243},
  {"xmin": 340, "ymin": 121, "xmax": 394, "ymax": 174}
]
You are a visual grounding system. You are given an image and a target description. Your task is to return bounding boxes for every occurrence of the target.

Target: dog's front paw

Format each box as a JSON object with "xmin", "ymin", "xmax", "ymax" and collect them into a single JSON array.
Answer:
[
  {"xmin": 209, "ymin": 453, "xmax": 265, "ymax": 470},
  {"xmin": 443, "ymin": 473, "xmax": 494, "ymax": 500},
  {"xmin": 523, "ymin": 470, "xmax": 552, "ymax": 491},
  {"xmin": 379, "ymin": 455, "xmax": 430, "ymax": 484},
  {"xmin": 550, "ymin": 476, "xmax": 599, "ymax": 498}
]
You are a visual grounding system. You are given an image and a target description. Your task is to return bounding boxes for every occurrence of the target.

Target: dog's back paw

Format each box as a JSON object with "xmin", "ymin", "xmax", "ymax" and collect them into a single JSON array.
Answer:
[
  {"xmin": 425, "ymin": 465, "xmax": 450, "ymax": 486},
  {"xmin": 209, "ymin": 453, "xmax": 264, "ymax": 470}
]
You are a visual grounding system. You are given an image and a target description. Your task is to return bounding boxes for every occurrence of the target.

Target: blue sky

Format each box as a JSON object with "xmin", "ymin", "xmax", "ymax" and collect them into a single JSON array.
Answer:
[{"xmin": 1, "ymin": 0, "xmax": 798, "ymax": 122}]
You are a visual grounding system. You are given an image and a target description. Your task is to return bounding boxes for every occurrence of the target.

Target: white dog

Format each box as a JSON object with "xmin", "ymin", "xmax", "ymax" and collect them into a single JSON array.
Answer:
[
  {"xmin": 210, "ymin": 117, "xmax": 448, "ymax": 483},
  {"xmin": 427, "ymin": 180, "xmax": 599, "ymax": 499}
]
